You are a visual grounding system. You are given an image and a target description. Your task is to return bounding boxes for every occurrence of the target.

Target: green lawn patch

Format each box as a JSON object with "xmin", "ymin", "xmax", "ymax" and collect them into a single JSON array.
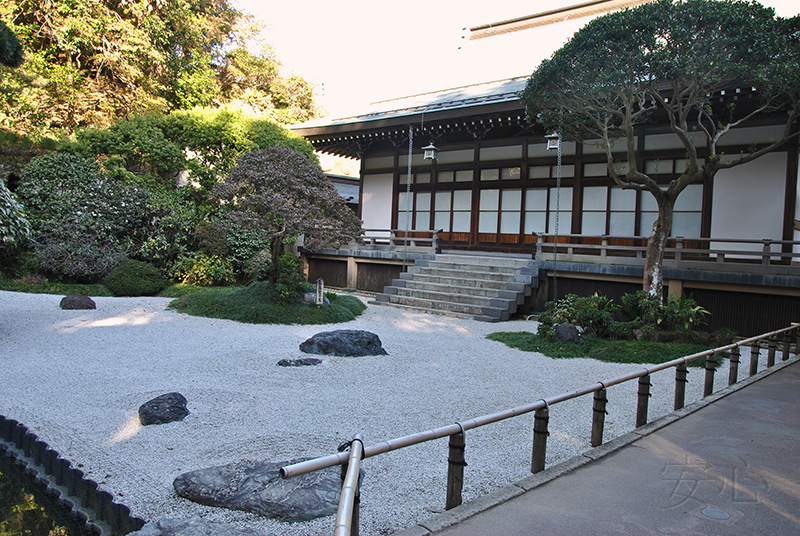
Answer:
[
  {"xmin": 487, "ymin": 331, "xmax": 724, "ymax": 367},
  {"xmin": 168, "ymin": 284, "xmax": 366, "ymax": 325}
]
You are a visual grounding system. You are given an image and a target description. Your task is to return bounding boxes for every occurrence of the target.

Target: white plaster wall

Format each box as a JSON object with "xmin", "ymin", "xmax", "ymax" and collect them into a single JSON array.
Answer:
[
  {"xmin": 795, "ymin": 159, "xmax": 800, "ymax": 258},
  {"xmin": 361, "ymin": 173, "xmax": 394, "ymax": 232},
  {"xmin": 710, "ymin": 152, "xmax": 786, "ymax": 252}
]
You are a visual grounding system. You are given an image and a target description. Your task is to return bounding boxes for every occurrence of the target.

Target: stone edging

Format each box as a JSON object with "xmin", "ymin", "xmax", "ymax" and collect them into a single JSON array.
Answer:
[
  {"xmin": 394, "ymin": 355, "xmax": 800, "ymax": 535},
  {"xmin": 0, "ymin": 415, "xmax": 146, "ymax": 535}
]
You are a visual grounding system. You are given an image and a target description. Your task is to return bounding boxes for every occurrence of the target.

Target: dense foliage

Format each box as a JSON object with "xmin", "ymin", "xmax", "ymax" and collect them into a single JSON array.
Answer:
[
  {"xmin": 0, "ymin": 0, "xmax": 321, "ymax": 139},
  {"xmin": 15, "ymin": 152, "xmax": 152, "ymax": 280},
  {"xmin": 0, "ymin": 177, "xmax": 29, "ymax": 247},
  {"xmin": 213, "ymin": 147, "xmax": 364, "ymax": 282},
  {"xmin": 535, "ymin": 291, "xmax": 714, "ymax": 342},
  {"xmin": 520, "ymin": 0, "xmax": 800, "ymax": 298}
]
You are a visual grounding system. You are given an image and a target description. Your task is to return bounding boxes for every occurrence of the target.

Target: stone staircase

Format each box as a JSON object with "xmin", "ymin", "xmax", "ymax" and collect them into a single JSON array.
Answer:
[{"xmin": 369, "ymin": 254, "xmax": 540, "ymax": 322}]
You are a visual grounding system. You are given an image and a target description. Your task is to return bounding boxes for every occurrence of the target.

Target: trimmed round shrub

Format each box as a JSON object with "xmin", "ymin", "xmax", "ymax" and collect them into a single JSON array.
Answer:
[{"xmin": 103, "ymin": 259, "xmax": 166, "ymax": 296}]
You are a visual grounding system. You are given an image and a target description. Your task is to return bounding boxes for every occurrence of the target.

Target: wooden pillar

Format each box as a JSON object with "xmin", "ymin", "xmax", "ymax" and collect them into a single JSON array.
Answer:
[
  {"xmin": 750, "ymin": 344, "xmax": 760, "ymax": 377},
  {"xmin": 347, "ymin": 257, "xmax": 357, "ymax": 289},
  {"xmin": 667, "ymin": 278, "xmax": 684, "ymax": 299},
  {"xmin": 703, "ymin": 353, "xmax": 717, "ymax": 397},
  {"xmin": 446, "ymin": 430, "xmax": 466, "ymax": 510},
  {"xmin": 782, "ymin": 331, "xmax": 792, "ymax": 361},
  {"xmin": 591, "ymin": 388, "xmax": 608, "ymax": 447},
  {"xmin": 674, "ymin": 363, "xmax": 687, "ymax": 410},
  {"xmin": 636, "ymin": 374, "xmax": 651, "ymax": 428},
  {"xmin": 531, "ymin": 406, "xmax": 549, "ymax": 474},
  {"xmin": 728, "ymin": 346, "xmax": 740, "ymax": 386},
  {"xmin": 767, "ymin": 338, "xmax": 777, "ymax": 368}
]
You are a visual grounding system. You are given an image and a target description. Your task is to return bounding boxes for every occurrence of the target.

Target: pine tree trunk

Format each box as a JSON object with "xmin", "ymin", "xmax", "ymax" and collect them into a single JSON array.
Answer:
[{"xmin": 643, "ymin": 200, "xmax": 674, "ymax": 302}]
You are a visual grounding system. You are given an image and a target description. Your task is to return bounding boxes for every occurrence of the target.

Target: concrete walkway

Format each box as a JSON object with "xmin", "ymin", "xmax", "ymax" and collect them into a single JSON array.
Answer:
[{"xmin": 398, "ymin": 357, "xmax": 800, "ymax": 536}]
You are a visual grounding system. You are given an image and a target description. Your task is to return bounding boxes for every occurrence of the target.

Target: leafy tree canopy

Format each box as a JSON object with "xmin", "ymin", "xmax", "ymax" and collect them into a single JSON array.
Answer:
[
  {"xmin": 0, "ymin": 19, "xmax": 22, "ymax": 67},
  {"xmin": 520, "ymin": 0, "xmax": 800, "ymax": 297},
  {"xmin": 214, "ymin": 147, "xmax": 364, "ymax": 282},
  {"xmin": 0, "ymin": 0, "xmax": 321, "ymax": 139},
  {"xmin": 61, "ymin": 107, "xmax": 317, "ymax": 197}
]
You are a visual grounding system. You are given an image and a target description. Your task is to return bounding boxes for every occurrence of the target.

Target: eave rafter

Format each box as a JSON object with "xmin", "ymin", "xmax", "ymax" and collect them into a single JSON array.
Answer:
[{"xmin": 309, "ymin": 113, "xmax": 531, "ymax": 158}]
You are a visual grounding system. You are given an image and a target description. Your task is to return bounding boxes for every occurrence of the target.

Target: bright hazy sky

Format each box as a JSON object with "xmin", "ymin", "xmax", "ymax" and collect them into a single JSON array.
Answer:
[{"xmin": 232, "ymin": 0, "xmax": 800, "ymax": 119}]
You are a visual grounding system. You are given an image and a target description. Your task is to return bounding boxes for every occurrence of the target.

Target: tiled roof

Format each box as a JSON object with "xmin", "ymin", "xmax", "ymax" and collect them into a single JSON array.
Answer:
[{"xmin": 291, "ymin": 76, "xmax": 528, "ymax": 132}]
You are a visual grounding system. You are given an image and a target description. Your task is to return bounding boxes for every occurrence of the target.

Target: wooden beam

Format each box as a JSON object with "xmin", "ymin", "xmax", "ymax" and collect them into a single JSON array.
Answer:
[{"xmin": 468, "ymin": 0, "xmax": 655, "ymax": 40}]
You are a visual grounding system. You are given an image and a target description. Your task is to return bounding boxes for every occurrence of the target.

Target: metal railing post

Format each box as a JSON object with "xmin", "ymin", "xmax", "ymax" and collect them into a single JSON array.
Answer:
[
  {"xmin": 591, "ymin": 387, "xmax": 608, "ymax": 447},
  {"xmin": 335, "ymin": 436, "xmax": 364, "ymax": 536},
  {"xmin": 531, "ymin": 405, "xmax": 549, "ymax": 474},
  {"xmin": 674, "ymin": 362, "xmax": 687, "ymax": 410},
  {"xmin": 703, "ymin": 353, "xmax": 717, "ymax": 397},
  {"xmin": 750, "ymin": 344, "xmax": 760, "ymax": 377},
  {"xmin": 761, "ymin": 239, "xmax": 771, "ymax": 265},
  {"xmin": 636, "ymin": 374, "xmax": 651, "ymax": 428},
  {"xmin": 728, "ymin": 346, "xmax": 740, "ymax": 385},
  {"xmin": 445, "ymin": 427, "xmax": 466, "ymax": 510}
]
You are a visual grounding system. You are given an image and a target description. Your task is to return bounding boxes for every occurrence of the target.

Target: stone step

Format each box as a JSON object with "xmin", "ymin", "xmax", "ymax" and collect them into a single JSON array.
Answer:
[
  {"xmin": 368, "ymin": 300, "xmax": 490, "ymax": 321},
  {"xmin": 394, "ymin": 287, "xmax": 516, "ymax": 311},
  {"xmin": 433, "ymin": 254, "xmax": 534, "ymax": 269},
  {"xmin": 398, "ymin": 273, "xmax": 533, "ymax": 294},
  {"xmin": 411, "ymin": 266, "xmax": 525, "ymax": 284},
  {"xmin": 399, "ymin": 280, "xmax": 521, "ymax": 302},
  {"xmin": 423, "ymin": 261, "xmax": 521, "ymax": 275},
  {"xmin": 373, "ymin": 254, "xmax": 540, "ymax": 321},
  {"xmin": 378, "ymin": 294, "xmax": 509, "ymax": 321}
]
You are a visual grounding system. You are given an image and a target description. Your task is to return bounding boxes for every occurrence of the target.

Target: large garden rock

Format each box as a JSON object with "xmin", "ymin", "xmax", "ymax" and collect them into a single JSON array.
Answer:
[
  {"xmin": 300, "ymin": 330, "xmax": 387, "ymax": 357},
  {"xmin": 139, "ymin": 392, "xmax": 190, "ymax": 425},
  {"xmin": 129, "ymin": 517, "xmax": 271, "ymax": 536},
  {"xmin": 554, "ymin": 323, "xmax": 584, "ymax": 344},
  {"xmin": 173, "ymin": 458, "xmax": 340, "ymax": 522},
  {"xmin": 59, "ymin": 295, "xmax": 96, "ymax": 310}
]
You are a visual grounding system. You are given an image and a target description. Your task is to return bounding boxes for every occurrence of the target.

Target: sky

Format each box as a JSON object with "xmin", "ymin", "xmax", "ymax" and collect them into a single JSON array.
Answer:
[{"xmin": 232, "ymin": 0, "xmax": 800, "ymax": 120}]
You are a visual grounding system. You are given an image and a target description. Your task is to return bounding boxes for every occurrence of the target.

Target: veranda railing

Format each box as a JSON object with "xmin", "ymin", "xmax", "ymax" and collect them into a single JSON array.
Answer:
[
  {"xmin": 280, "ymin": 323, "xmax": 799, "ymax": 536},
  {"xmin": 532, "ymin": 234, "xmax": 800, "ymax": 274}
]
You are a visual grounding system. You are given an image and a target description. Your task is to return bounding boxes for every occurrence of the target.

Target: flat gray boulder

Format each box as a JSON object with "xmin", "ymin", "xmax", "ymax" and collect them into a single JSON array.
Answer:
[
  {"xmin": 300, "ymin": 330, "xmax": 387, "ymax": 357},
  {"xmin": 139, "ymin": 392, "xmax": 190, "ymax": 425},
  {"xmin": 173, "ymin": 458, "xmax": 340, "ymax": 522},
  {"xmin": 59, "ymin": 295, "xmax": 96, "ymax": 310},
  {"xmin": 129, "ymin": 517, "xmax": 272, "ymax": 536}
]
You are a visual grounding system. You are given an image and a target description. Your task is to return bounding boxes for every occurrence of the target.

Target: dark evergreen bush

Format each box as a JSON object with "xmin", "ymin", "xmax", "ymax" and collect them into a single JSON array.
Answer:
[{"xmin": 103, "ymin": 259, "xmax": 166, "ymax": 296}]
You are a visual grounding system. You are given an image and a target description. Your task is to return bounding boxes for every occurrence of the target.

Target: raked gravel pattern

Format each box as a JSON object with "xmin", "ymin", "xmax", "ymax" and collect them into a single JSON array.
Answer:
[{"xmin": 0, "ymin": 290, "xmax": 780, "ymax": 536}]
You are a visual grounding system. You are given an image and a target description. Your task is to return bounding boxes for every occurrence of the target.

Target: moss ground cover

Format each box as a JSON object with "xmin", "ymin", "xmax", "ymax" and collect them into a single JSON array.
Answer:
[{"xmin": 487, "ymin": 331, "xmax": 724, "ymax": 367}]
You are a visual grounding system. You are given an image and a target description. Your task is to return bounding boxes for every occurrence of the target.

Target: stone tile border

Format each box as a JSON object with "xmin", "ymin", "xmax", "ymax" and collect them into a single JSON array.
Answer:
[{"xmin": 0, "ymin": 415, "xmax": 146, "ymax": 536}]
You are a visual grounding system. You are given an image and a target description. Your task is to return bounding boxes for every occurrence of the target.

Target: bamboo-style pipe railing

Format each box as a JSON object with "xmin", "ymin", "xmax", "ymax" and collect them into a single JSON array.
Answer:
[
  {"xmin": 281, "ymin": 323, "xmax": 799, "ymax": 535},
  {"xmin": 334, "ymin": 435, "xmax": 363, "ymax": 536}
]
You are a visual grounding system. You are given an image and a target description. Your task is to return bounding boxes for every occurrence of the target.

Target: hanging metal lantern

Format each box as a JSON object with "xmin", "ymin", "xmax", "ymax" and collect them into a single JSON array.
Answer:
[
  {"xmin": 545, "ymin": 132, "xmax": 561, "ymax": 151},
  {"xmin": 422, "ymin": 141, "xmax": 439, "ymax": 161}
]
